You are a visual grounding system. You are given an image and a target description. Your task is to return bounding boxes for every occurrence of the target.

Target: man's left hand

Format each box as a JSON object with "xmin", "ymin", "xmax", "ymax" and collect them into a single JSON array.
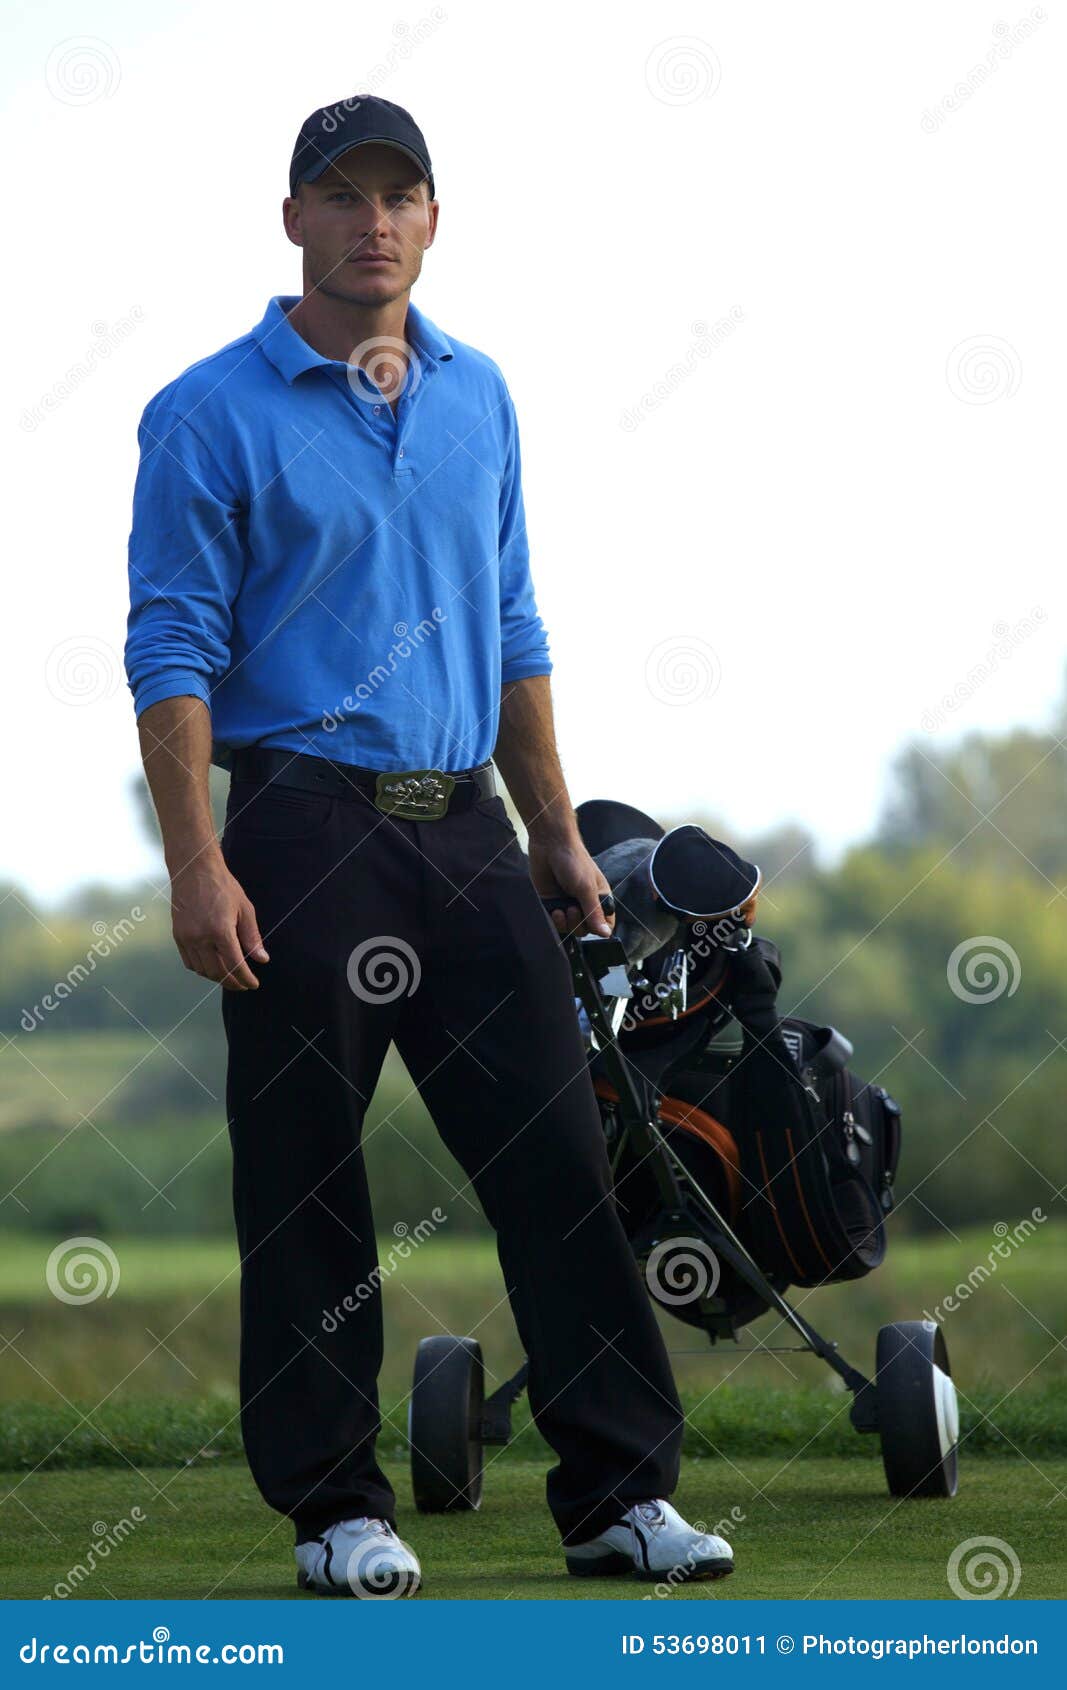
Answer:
[{"xmin": 527, "ymin": 834, "xmax": 615, "ymax": 938}]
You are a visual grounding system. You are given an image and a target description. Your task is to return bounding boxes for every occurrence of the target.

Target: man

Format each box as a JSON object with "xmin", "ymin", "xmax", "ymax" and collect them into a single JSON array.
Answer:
[{"xmin": 124, "ymin": 94, "xmax": 734, "ymax": 1596}]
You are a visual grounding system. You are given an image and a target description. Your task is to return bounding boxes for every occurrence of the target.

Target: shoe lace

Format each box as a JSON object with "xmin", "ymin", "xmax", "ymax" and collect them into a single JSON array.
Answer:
[{"xmin": 629, "ymin": 1500, "xmax": 667, "ymax": 1552}]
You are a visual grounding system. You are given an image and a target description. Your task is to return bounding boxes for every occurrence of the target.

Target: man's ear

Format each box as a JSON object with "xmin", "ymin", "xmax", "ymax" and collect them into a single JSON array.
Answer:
[{"xmin": 282, "ymin": 194, "xmax": 304, "ymax": 248}]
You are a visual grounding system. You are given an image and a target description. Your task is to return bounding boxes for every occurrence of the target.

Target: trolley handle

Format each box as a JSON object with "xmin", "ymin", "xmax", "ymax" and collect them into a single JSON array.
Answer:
[{"xmin": 540, "ymin": 891, "xmax": 615, "ymax": 921}]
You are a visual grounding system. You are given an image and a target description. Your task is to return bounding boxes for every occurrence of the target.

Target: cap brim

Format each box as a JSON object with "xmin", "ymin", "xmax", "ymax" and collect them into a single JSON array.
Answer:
[{"xmin": 299, "ymin": 136, "xmax": 430, "ymax": 188}]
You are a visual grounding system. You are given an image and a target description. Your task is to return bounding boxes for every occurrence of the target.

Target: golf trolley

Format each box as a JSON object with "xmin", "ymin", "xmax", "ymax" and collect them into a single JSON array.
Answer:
[{"xmin": 407, "ymin": 804, "xmax": 960, "ymax": 1515}]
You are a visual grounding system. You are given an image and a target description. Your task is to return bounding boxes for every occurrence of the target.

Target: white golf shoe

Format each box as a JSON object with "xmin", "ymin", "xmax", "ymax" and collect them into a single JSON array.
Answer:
[
  {"xmin": 295, "ymin": 1516, "xmax": 421, "ymax": 1598},
  {"xmin": 565, "ymin": 1498, "xmax": 734, "ymax": 1583}
]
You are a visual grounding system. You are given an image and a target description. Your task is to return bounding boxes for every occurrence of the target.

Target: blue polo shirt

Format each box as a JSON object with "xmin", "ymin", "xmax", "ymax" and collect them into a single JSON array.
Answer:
[{"xmin": 124, "ymin": 295, "xmax": 552, "ymax": 773}]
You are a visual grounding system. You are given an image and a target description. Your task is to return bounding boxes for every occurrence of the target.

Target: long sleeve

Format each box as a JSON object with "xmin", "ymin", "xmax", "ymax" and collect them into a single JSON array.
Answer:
[
  {"xmin": 124, "ymin": 396, "xmax": 246, "ymax": 718},
  {"xmin": 498, "ymin": 394, "xmax": 552, "ymax": 683}
]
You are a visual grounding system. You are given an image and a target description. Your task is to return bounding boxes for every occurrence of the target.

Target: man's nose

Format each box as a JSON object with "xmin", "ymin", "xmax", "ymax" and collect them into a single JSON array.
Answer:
[{"xmin": 353, "ymin": 197, "xmax": 392, "ymax": 229}]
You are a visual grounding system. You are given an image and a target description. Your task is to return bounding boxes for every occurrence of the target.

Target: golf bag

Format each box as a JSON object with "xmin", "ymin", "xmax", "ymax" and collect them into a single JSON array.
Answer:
[{"xmin": 615, "ymin": 938, "xmax": 903, "ymax": 1297}]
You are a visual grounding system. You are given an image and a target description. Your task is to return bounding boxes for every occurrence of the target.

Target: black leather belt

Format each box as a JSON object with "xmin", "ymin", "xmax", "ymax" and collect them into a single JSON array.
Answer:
[{"xmin": 230, "ymin": 747, "xmax": 496, "ymax": 820}]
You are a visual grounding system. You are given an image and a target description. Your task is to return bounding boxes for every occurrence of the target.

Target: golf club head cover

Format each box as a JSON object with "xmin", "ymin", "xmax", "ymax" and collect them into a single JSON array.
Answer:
[
  {"xmin": 725, "ymin": 941, "xmax": 783, "ymax": 1046},
  {"xmin": 594, "ymin": 838, "xmax": 682, "ymax": 967}
]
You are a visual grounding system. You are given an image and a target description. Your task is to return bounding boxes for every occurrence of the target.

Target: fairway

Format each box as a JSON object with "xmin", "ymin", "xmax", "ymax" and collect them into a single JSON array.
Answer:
[{"xmin": 1, "ymin": 1458, "xmax": 1062, "ymax": 1601}]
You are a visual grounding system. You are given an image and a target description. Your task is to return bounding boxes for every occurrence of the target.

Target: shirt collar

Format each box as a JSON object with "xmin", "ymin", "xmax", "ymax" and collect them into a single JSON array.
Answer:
[{"xmin": 255, "ymin": 294, "xmax": 453, "ymax": 386}]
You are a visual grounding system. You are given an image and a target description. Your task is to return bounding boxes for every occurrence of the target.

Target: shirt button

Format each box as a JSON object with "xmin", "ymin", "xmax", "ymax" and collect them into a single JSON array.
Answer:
[
  {"xmin": 373, "ymin": 405, "xmax": 381, "ymax": 415},
  {"xmin": 398, "ymin": 447, "xmax": 405, "ymax": 458}
]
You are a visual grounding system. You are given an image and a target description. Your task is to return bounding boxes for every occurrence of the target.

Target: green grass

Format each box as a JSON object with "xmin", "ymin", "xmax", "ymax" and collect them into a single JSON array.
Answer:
[
  {"xmin": 2, "ymin": 1228, "xmax": 1061, "ymax": 1600},
  {"xmin": 1, "ymin": 1458, "xmax": 1062, "ymax": 1600},
  {"xmin": 4, "ymin": 1385, "xmax": 1061, "ymax": 1480},
  {"xmin": 0, "ymin": 1235, "xmax": 241, "ymax": 1301},
  {"xmin": 1, "ymin": 1381, "xmax": 1063, "ymax": 1475},
  {"xmin": 0, "ymin": 1040, "xmax": 461, "ymax": 1235},
  {"xmin": 2, "ymin": 1223, "xmax": 1063, "ymax": 1405},
  {"xmin": 0, "ymin": 1034, "xmax": 154, "ymax": 1133}
]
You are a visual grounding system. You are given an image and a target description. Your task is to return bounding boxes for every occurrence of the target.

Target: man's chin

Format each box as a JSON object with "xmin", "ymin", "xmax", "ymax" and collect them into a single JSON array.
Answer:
[{"xmin": 324, "ymin": 267, "xmax": 408, "ymax": 306}]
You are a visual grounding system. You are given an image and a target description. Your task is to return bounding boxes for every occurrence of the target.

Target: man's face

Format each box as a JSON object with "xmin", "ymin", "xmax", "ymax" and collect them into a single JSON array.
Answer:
[{"xmin": 283, "ymin": 142, "xmax": 437, "ymax": 304}]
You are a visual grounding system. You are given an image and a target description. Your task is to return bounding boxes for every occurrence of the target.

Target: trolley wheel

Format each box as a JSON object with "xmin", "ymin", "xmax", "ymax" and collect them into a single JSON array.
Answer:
[
  {"xmin": 876, "ymin": 1320, "xmax": 959, "ymax": 1498},
  {"xmin": 408, "ymin": 1335, "xmax": 485, "ymax": 1513}
]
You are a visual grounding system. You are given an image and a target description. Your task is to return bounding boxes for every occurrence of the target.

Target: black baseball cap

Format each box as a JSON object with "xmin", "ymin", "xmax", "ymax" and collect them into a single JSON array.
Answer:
[{"xmin": 289, "ymin": 95, "xmax": 435, "ymax": 199}]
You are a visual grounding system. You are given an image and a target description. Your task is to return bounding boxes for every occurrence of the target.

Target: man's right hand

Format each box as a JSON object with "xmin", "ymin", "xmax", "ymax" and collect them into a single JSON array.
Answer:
[
  {"xmin": 171, "ymin": 860, "xmax": 270, "ymax": 990},
  {"xmin": 135, "ymin": 697, "xmax": 269, "ymax": 992}
]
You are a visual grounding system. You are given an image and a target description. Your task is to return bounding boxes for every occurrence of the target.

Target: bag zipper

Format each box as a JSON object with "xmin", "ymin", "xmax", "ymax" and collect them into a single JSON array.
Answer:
[{"xmin": 839, "ymin": 1071, "xmax": 873, "ymax": 1167}]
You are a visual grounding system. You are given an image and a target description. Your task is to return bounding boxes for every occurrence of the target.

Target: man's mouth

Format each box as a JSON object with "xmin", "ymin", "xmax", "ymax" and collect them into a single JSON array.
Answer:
[{"xmin": 348, "ymin": 254, "xmax": 395, "ymax": 265}]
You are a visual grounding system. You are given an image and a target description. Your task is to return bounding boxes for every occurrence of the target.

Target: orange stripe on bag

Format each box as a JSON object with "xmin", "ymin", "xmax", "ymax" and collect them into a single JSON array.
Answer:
[
  {"xmin": 595, "ymin": 1081, "xmax": 741, "ymax": 1221},
  {"xmin": 755, "ymin": 1129, "xmax": 806, "ymax": 1280},
  {"xmin": 784, "ymin": 1126, "xmax": 835, "ymax": 1274}
]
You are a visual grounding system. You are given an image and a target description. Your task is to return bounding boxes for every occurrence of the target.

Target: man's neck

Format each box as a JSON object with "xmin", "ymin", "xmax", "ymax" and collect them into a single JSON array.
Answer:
[{"xmin": 286, "ymin": 288, "xmax": 412, "ymax": 386}]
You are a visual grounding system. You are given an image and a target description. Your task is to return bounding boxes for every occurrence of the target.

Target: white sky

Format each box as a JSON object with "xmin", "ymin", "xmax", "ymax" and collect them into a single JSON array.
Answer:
[{"xmin": 5, "ymin": 0, "xmax": 1064, "ymax": 903}]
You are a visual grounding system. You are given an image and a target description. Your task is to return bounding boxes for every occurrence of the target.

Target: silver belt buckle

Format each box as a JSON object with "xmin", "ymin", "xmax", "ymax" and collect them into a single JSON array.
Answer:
[{"xmin": 374, "ymin": 767, "xmax": 456, "ymax": 820}]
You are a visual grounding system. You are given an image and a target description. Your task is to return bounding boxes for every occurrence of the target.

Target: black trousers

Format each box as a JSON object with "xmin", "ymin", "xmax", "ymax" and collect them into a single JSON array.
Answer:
[{"xmin": 219, "ymin": 764, "xmax": 683, "ymax": 1546}]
